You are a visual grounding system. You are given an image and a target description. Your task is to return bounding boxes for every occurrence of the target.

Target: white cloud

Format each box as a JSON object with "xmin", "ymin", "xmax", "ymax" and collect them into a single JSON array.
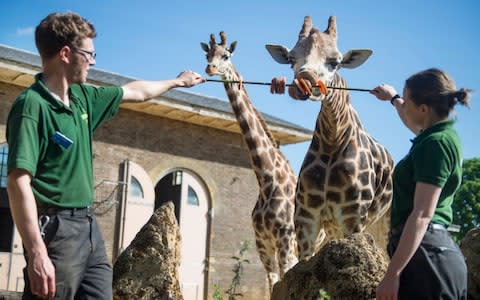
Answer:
[{"xmin": 16, "ymin": 27, "xmax": 34, "ymax": 36}]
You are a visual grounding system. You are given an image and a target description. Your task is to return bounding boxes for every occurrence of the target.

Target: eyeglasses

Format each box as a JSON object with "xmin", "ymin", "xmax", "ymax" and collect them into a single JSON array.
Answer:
[{"xmin": 72, "ymin": 47, "xmax": 96, "ymax": 61}]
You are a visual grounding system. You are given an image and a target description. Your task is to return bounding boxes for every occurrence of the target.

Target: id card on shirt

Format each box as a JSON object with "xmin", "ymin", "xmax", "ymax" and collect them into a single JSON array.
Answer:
[{"xmin": 51, "ymin": 131, "xmax": 73, "ymax": 149}]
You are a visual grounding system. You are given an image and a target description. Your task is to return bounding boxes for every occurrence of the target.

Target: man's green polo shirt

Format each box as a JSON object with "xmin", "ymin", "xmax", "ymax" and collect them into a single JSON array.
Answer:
[
  {"xmin": 391, "ymin": 120, "xmax": 463, "ymax": 228},
  {"xmin": 7, "ymin": 73, "xmax": 123, "ymax": 208}
]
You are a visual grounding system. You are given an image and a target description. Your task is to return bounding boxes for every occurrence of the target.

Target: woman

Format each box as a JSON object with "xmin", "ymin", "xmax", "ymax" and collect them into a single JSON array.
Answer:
[{"xmin": 370, "ymin": 68, "xmax": 470, "ymax": 300}]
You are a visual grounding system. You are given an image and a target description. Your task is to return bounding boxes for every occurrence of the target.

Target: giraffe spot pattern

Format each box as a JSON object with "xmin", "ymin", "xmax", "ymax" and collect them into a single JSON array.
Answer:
[
  {"xmin": 206, "ymin": 36, "xmax": 298, "ymax": 288},
  {"xmin": 341, "ymin": 202, "xmax": 360, "ymax": 215},
  {"xmin": 342, "ymin": 140, "xmax": 358, "ymax": 159},
  {"xmin": 269, "ymin": 17, "xmax": 395, "ymax": 261},
  {"xmin": 345, "ymin": 185, "xmax": 360, "ymax": 201},
  {"xmin": 310, "ymin": 137, "xmax": 320, "ymax": 152},
  {"xmin": 295, "ymin": 207, "xmax": 314, "ymax": 221},
  {"xmin": 302, "ymin": 165, "xmax": 327, "ymax": 190},
  {"xmin": 358, "ymin": 171, "xmax": 370, "ymax": 186},
  {"xmin": 308, "ymin": 194, "xmax": 325, "ymax": 208},
  {"xmin": 326, "ymin": 191, "xmax": 341, "ymax": 203},
  {"xmin": 320, "ymin": 154, "xmax": 330, "ymax": 164},
  {"xmin": 359, "ymin": 151, "xmax": 369, "ymax": 170},
  {"xmin": 361, "ymin": 188, "xmax": 374, "ymax": 200}
]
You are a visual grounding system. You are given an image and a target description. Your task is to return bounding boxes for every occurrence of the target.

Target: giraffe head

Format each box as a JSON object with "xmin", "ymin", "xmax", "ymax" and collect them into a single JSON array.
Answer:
[
  {"xmin": 201, "ymin": 31, "xmax": 237, "ymax": 77},
  {"xmin": 266, "ymin": 16, "xmax": 372, "ymax": 101}
]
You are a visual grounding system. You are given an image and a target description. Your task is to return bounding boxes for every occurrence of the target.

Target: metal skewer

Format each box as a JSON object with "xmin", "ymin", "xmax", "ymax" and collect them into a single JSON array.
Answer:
[{"xmin": 206, "ymin": 79, "xmax": 371, "ymax": 92}]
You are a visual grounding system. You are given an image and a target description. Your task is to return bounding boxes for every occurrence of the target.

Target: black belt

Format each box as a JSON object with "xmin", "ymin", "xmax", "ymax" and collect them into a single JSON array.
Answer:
[
  {"xmin": 38, "ymin": 206, "xmax": 93, "ymax": 217},
  {"xmin": 390, "ymin": 222, "xmax": 447, "ymax": 237}
]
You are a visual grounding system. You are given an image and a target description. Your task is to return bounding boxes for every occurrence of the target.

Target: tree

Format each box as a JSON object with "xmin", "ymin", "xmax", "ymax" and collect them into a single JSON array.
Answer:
[{"xmin": 451, "ymin": 157, "xmax": 480, "ymax": 243}]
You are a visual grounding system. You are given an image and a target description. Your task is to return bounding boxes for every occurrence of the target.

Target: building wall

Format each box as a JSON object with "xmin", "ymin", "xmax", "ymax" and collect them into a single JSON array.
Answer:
[
  {"xmin": 0, "ymin": 82, "xmax": 22, "ymax": 134},
  {"xmin": 93, "ymin": 109, "xmax": 269, "ymax": 299}
]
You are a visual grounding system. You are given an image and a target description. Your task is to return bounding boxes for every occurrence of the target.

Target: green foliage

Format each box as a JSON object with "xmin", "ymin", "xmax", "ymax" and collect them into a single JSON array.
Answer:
[
  {"xmin": 319, "ymin": 288, "xmax": 331, "ymax": 300},
  {"xmin": 451, "ymin": 157, "xmax": 480, "ymax": 242},
  {"xmin": 212, "ymin": 284, "xmax": 224, "ymax": 300},
  {"xmin": 225, "ymin": 240, "xmax": 251, "ymax": 300},
  {"xmin": 212, "ymin": 240, "xmax": 252, "ymax": 300}
]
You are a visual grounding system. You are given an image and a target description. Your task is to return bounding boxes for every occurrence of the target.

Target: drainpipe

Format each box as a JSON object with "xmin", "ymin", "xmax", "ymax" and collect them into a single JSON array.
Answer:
[{"xmin": 115, "ymin": 159, "xmax": 129, "ymax": 259}]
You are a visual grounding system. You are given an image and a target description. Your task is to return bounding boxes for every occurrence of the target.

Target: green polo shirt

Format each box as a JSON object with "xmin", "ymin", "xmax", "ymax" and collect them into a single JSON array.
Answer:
[
  {"xmin": 391, "ymin": 120, "xmax": 463, "ymax": 228},
  {"xmin": 7, "ymin": 73, "xmax": 123, "ymax": 208}
]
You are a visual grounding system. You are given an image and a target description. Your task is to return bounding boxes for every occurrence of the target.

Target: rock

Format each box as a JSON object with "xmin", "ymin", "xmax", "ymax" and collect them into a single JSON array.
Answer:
[
  {"xmin": 112, "ymin": 202, "xmax": 183, "ymax": 300},
  {"xmin": 272, "ymin": 233, "xmax": 388, "ymax": 300},
  {"xmin": 460, "ymin": 227, "xmax": 480, "ymax": 300}
]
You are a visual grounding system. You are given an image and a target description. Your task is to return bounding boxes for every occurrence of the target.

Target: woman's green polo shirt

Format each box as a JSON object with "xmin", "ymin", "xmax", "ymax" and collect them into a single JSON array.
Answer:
[
  {"xmin": 390, "ymin": 120, "xmax": 463, "ymax": 228},
  {"xmin": 7, "ymin": 73, "xmax": 123, "ymax": 208}
]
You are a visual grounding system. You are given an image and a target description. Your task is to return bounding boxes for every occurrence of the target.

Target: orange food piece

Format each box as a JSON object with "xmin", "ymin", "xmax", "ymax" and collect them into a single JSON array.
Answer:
[
  {"xmin": 316, "ymin": 80, "xmax": 328, "ymax": 95},
  {"xmin": 297, "ymin": 78, "xmax": 311, "ymax": 96}
]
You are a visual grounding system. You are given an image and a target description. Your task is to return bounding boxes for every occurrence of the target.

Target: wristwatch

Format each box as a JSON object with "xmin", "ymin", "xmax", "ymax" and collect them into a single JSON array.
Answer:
[{"xmin": 390, "ymin": 94, "xmax": 401, "ymax": 106}]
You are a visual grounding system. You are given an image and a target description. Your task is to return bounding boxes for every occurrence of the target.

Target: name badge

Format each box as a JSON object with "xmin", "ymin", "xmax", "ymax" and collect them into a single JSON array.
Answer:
[{"xmin": 51, "ymin": 131, "xmax": 73, "ymax": 149}]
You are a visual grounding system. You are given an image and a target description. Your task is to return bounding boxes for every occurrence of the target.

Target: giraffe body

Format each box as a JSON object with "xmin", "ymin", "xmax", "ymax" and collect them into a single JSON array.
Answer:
[
  {"xmin": 201, "ymin": 33, "xmax": 298, "ymax": 290},
  {"xmin": 266, "ymin": 16, "xmax": 393, "ymax": 260}
]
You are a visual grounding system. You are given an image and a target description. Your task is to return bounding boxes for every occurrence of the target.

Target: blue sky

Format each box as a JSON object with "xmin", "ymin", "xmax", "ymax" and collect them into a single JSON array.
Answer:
[{"xmin": 1, "ymin": 0, "xmax": 479, "ymax": 174}]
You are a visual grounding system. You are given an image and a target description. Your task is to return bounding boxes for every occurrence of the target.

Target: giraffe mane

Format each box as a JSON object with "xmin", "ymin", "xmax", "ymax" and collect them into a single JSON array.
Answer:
[{"xmin": 252, "ymin": 107, "xmax": 279, "ymax": 148}]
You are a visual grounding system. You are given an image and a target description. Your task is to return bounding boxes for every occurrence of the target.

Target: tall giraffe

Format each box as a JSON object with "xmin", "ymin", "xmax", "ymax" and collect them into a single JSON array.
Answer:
[
  {"xmin": 266, "ymin": 16, "xmax": 394, "ymax": 260},
  {"xmin": 201, "ymin": 32, "xmax": 298, "ymax": 290}
]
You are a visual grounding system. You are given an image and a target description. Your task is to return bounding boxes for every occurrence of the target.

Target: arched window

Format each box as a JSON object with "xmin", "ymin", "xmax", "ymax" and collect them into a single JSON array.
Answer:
[
  {"xmin": 187, "ymin": 186, "xmax": 199, "ymax": 206},
  {"xmin": 129, "ymin": 176, "xmax": 144, "ymax": 198}
]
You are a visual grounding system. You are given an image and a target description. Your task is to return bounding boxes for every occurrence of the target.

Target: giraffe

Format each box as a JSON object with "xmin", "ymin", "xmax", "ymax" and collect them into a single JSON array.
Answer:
[
  {"xmin": 266, "ymin": 16, "xmax": 394, "ymax": 260},
  {"xmin": 201, "ymin": 32, "xmax": 298, "ymax": 289}
]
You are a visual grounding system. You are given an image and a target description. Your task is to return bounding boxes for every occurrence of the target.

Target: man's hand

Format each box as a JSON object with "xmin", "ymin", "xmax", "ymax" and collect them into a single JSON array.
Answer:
[
  {"xmin": 175, "ymin": 70, "xmax": 206, "ymax": 87},
  {"xmin": 28, "ymin": 249, "xmax": 56, "ymax": 299},
  {"xmin": 7, "ymin": 169, "xmax": 56, "ymax": 298}
]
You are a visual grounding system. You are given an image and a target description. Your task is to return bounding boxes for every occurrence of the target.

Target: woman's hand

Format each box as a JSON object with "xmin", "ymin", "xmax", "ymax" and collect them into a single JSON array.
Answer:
[
  {"xmin": 370, "ymin": 84, "xmax": 398, "ymax": 101},
  {"xmin": 376, "ymin": 270, "xmax": 400, "ymax": 300}
]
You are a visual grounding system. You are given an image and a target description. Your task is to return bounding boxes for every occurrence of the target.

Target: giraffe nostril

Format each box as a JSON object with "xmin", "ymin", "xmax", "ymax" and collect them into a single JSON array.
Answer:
[{"xmin": 206, "ymin": 65, "xmax": 217, "ymax": 76}]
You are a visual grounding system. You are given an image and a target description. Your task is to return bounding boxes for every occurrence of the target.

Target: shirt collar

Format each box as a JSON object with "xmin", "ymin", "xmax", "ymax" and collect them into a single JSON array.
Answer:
[
  {"xmin": 411, "ymin": 119, "xmax": 455, "ymax": 145},
  {"xmin": 32, "ymin": 73, "xmax": 72, "ymax": 112}
]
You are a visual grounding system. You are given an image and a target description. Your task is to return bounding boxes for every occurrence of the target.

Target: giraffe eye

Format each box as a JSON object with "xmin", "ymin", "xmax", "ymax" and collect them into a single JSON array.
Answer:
[
  {"xmin": 222, "ymin": 54, "xmax": 229, "ymax": 60},
  {"xmin": 327, "ymin": 59, "xmax": 341, "ymax": 69}
]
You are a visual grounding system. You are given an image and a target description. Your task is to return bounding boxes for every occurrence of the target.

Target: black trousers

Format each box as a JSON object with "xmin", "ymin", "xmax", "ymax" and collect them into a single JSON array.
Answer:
[
  {"xmin": 388, "ymin": 223, "xmax": 468, "ymax": 300},
  {"xmin": 23, "ymin": 208, "xmax": 112, "ymax": 300}
]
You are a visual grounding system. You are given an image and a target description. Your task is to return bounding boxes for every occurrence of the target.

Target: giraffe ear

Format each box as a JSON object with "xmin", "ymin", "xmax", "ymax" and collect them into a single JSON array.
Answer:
[
  {"xmin": 200, "ymin": 42, "xmax": 209, "ymax": 53},
  {"xmin": 265, "ymin": 44, "xmax": 290, "ymax": 64},
  {"xmin": 229, "ymin": 41, "xmax": 237, "ymax": 54},
  {"xmin": 340, "ymin": 49, "xmax": 373, "ymax": 69}
]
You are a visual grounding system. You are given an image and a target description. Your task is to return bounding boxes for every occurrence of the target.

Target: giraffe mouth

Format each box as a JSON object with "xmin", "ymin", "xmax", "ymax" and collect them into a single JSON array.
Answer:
[
  {"xmin": 289, "ymin": 71, "xmax": 319, "ymax": 100},
  {"xmin": 205, "ymin": 65, "xmax": 220, "ymax": 76}
]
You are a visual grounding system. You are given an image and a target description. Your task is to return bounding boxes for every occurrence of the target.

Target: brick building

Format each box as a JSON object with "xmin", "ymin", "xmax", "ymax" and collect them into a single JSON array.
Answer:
[{"xmin": 0, "ymin": 44, "xmax": 313, "ymax": 299}]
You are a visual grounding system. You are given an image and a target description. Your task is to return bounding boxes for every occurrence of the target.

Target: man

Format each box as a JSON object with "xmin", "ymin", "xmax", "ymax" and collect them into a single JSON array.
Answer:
[{"xmin": 6, "ymin": 12, "xmax": 205, "ymax": 299}]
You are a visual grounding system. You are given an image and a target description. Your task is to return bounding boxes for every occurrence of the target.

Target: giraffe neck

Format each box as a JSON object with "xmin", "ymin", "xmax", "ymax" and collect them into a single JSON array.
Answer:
[
  {"xmin": 221, "ymin": 66, "xmax": 283, "ymax": 180},
  {"xmin": 315, "ymin": 74, "xmax": 364, "ymax": 150}
]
